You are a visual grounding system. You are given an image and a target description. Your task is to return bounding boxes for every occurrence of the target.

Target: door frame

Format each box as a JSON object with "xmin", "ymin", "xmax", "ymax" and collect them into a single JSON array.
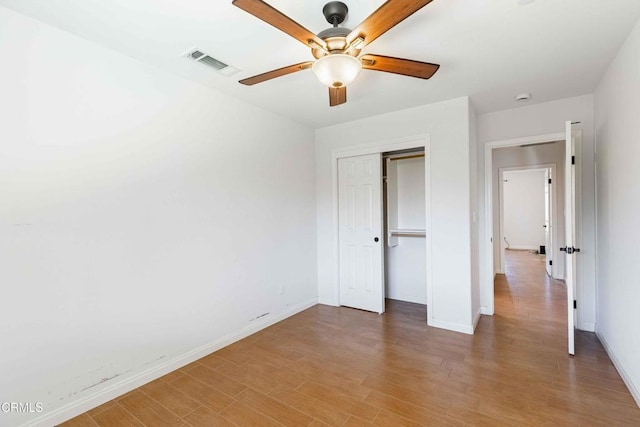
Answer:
[
  {"xmin": 483, "ymin": 132, "xmax": 566, "ymax": 315},
  {"xmin": 484, "ymin": 131, "xmax": 583, "ymax": 317},
  {"xmin": 331, "ymin": 134, "xmax": 432, "ymax": 315},
  {"xmin": 498, "ymin": 164, "xmax": 557, "ymax": 277}
]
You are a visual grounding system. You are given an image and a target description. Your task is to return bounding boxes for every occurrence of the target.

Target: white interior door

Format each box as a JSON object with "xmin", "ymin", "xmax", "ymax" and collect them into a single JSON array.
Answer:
[
  {"xmin": 338, "ymin": 154, "xmax": 384, "ymax": 314},
  {"xmin": 564, "ymin": 121, "xmax": 579, "ymax": 355},
  {"xmin": 544, "ymin": 168, "xmax": 553, "ymax": 276}
]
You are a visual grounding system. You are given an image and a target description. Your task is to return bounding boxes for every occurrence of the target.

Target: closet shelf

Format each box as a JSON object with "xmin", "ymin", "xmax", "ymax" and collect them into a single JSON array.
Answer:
[{"xmin": 388, "ymin": 229, "xmax": 426, "ymax": 236}]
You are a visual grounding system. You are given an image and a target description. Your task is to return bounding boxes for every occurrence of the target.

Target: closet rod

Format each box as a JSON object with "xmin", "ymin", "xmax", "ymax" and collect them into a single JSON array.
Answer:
[{"xmin": 387, "ymin": 154, "xmax": 425, "ymax": 161}]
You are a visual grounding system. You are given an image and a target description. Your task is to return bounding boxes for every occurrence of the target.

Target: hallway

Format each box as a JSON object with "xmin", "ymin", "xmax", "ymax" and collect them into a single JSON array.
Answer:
[
  {"xmin": 495, "ymin": 249, "xmax": 567, "ymax": 335},
  {"xmin": 482, "ymin": 249, "xmax": 640, "ymax": 424}
]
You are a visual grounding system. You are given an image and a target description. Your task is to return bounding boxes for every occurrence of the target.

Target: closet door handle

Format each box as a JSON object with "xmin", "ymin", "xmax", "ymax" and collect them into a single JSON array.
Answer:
[{"xmin": 374, "ymin": 237, "xmax": 379, "ymax": 242}]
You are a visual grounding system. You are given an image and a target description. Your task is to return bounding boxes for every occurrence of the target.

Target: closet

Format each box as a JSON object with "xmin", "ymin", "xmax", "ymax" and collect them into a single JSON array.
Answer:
[{"xmin": 383, "ymin": 150, "xmax": 427, "ymax": 304}]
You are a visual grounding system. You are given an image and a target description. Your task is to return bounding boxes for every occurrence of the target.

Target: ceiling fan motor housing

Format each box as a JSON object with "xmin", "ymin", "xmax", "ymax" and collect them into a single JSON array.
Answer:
[
  {"xmin": 323, "ymin": 1, "xmax": 349, "ymax": 26},
  {"xmin": 312, "ymin": 33, "xmax": 361, "ymax": 59},
  {"xmin": 313, "ymin": 3, "xmax": 359, "ymax": 59}
]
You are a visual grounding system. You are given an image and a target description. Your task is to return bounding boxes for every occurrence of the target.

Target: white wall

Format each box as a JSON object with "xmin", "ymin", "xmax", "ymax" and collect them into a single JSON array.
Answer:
[
  {"xmin": 385, "ymin": 157, "xmax": 427, "ymax": 304},
  {"xmin": 502, "ymin": 169, "xmax": 546, "ymax": 250},
  {"xmin": 477, "ymin": 95, "xmax": 596, "ymax": 331},
  {"xmin": 0, "ymin": 7, "xmax": 317, "ymax": 426},
  {"xmin": 315, "ymin": 97, "xmax": 475, "ymax": 334},
  {"xmin": 594, "ymin": 18, "xmax": 640, "ymax": 406}
]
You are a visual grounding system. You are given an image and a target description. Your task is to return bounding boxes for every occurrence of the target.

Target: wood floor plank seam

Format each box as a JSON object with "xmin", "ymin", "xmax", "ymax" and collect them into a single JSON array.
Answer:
[
  {"xmin": 136, "ymin": 387, "xmax": 192, "ymax": 419},
  {"xmin": 182, "ymin": 364, "xmax": 247, "ymax": 398},
  {"xmin": 89, "ymin": 401, "xmax": 145, "ymax": 427},
  {"xmin": 175, "ymin": 404, "xmax": 204, "ymax": 422}
]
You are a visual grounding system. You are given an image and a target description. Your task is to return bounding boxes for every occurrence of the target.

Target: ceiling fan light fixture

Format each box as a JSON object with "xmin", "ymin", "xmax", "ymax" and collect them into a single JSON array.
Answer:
[{"xmin": 312, "ymin": 54, "xmax": 362, "ymax": 88}]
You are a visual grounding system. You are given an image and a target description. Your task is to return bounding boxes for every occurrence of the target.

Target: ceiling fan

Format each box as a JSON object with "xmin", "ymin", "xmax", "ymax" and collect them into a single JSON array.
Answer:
[{"xmin": 232, "ymin": 0, "xmax": 440, "ymax": 107}]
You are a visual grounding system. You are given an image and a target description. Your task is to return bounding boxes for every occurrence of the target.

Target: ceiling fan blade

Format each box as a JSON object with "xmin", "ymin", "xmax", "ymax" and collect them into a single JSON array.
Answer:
[
  {"xmin": 346, "ymin": 0, "xmax": 435, "ymax": 48},
  {"xmin": 239, "ymin": 62, "xmax": 314, "ymax": 86},
  {"xmin": 361, "ymin": 54, "xmax": 439, "ymax": 79},
  {"xmin": 232, "ymin": 0, "xmax": 326, "ymax": 50},
  {"xmin": 329, "ymin": 87, "xmax": 347, "ymax": 107}
]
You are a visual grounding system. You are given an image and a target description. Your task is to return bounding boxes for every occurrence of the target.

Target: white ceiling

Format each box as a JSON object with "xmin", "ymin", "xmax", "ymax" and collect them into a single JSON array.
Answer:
[{"xmin": 2, "ymin": 0, "xmax": 639, "ymax": 128}]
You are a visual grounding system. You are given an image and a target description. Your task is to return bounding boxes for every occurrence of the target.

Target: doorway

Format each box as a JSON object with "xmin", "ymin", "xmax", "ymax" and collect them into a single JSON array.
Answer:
[
  {"xmin": 499, "ymin": 165, "xmax": 557, "ymax": 279},
  {"xmin": 483, "ymin": 132, "xmax": 565, "ymax": 315},
  {"xmin": 483, "ymin": 123, "xmax": 582, "ymax": 355}
]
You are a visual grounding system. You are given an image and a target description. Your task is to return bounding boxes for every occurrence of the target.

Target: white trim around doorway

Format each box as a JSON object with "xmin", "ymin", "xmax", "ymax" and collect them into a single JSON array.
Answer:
[{"xmin": 482, "ymin": 132, "xmax": 564, "ymax": 315}]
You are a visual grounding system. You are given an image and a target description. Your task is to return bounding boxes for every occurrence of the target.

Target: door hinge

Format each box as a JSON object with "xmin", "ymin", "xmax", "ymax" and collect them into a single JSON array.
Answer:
[
  {"xmin": 571, "ymin": 155, "xmax": 575, "ymax": 165},
  {"xmin": 573, "ymin": 300, "xmax": 577, "ymax": 309},
  {"xmin": 548, "ymin": 178, "xmax": 552, "ymax": 184},
  {"xmin": 549, "ymin": 260, "xmax": 553, "ymax": 266}
]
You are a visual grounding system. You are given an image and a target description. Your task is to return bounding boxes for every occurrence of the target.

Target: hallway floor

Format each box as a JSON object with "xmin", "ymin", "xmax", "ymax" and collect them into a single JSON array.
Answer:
[{"xmin": 61, "ymin": 250, "xmax": 640, "ymax": 426}]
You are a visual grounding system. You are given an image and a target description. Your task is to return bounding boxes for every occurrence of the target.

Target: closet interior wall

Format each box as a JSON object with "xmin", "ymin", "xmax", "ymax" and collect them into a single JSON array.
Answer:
[{"xmin": 383, "ymin": 151, "xmax": 427, "ymax": 304}]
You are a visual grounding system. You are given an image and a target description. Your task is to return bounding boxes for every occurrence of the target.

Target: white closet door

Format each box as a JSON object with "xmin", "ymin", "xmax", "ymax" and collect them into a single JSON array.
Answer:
[{"xmin": 338, "ymin": 154, "xmax": 384, "ymax": 314}]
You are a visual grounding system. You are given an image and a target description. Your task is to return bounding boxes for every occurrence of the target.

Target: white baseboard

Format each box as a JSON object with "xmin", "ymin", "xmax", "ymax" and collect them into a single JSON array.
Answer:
[
  {"xmin": 578, "ymin": 321, "xmax": 595, "ymax": 332},
  {"xmin": 596, "ymin": 331, "xmax": 640, "ymax": 408},
  {"xmin": 25, "ymin": 298, "xmax": 318, "ymax": 427},
  {"xmin": 506, "ymin": 246, "xmax": 538, "ymax": 251},
  {"xmin": 472, "ymin": 308, "xmax": 482, "ymax": 331},
  {"xmin": 428, "ymin": 317, "xmax": 474, "ymax": 335},
  {"xmin": 317, "ymin": 296, "xmax": 338, "ymax": 306},
  {"xmin": 480, "ymin": 306, "xmax": 494, "ymax": 315},
  {"xmin": 386, "ymin": 293, "xmax": 428, "ymax": 305}
]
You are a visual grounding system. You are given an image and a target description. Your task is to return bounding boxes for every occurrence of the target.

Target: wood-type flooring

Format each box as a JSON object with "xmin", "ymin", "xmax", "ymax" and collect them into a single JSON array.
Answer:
[{"xmin": 61, "ymin": 250, "xmax": 640, "ymax": 426}]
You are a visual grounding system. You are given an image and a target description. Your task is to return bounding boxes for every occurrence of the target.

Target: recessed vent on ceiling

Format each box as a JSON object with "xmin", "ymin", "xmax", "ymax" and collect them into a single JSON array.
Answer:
[{"xmin": 185, "ymin": 48, "xmax": 240, "ymax": 77}]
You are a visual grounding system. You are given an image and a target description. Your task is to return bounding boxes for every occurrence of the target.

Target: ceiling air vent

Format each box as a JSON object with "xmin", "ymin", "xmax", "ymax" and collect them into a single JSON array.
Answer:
[{"xmin": 185, "ymin": 48, "xmax": 240, "ymax": 77}]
